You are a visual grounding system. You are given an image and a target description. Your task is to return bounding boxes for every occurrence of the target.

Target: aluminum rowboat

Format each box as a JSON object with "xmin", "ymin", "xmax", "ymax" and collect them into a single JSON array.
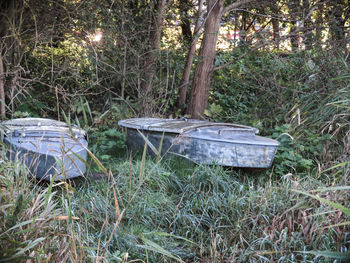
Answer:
[
  {"xmin": 118, "ymin": 118, "xmax": 280, "ymax": 168},
  {"xmin": 1, "ymin": 118, "xmax": 88, "ymax": 181}
]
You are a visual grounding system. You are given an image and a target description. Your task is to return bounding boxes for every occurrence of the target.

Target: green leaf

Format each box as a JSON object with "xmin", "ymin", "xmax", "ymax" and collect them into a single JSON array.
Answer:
[
  {"xmin": 331, "ymin": 74, "xmax": 350, "ymax": 80},
  {"xmin": 156, "ymin": 132, "xmax": 165, "ymax": 163},
  {"xmin": 137, "ymin": 129, "xmax": 159, "ymax": 156},
  {"xmin": 299, "ymin": 250, "xmax": 350, "ymax": 260},
  {"xmin": 292, "ymin": 189, "xmax": 350, "ymax": 216},
  {"xmin": 310, "ymin": 186, "xmax": 350, "ymax": 192},
  {"xmin": 13, "ymin": 237, "xmax": 46, "ymax": 257},
  {"xmin": 144, "ymin": 232, "xmax": 198, "ymax": 246},
  {"xmin": 323, "ymin": 161, "xmax": 350, "ymax": 172},
  {"xmin": 138, "ymin": 236, "xmax": 184, "ymax": 263}
]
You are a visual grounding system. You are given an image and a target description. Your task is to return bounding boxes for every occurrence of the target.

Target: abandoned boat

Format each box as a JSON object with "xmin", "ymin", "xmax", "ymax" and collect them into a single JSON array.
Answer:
[
  {"xmin": 118, "ymin": 118, "xmax": 280, "ymax": 168},
  {"xmin": 1, "ymin": 118, "xmax": 88, "ymax": 181}
]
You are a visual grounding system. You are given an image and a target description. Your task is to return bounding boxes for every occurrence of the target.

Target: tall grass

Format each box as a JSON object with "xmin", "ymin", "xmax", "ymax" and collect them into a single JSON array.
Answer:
[
  {"xmin": 0, "ymin": 154, "xmax": 75, "ymax": 262},
  {"xmin": 69, "ymin": 157, "xmax": 350, "ymax": 262},
  {"xmin": 1, "ymin": 150, "xmax": 349, "ymax": 262}
]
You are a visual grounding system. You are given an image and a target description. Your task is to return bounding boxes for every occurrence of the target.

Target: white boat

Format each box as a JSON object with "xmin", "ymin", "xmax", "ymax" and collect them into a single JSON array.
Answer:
[
  {"xmin": 1, "ymin": 118, "xmax": 88, "ymax": 181},
  {"xmin": 118, "ymin": 118, "xmax": 280, "ymax": 168}
]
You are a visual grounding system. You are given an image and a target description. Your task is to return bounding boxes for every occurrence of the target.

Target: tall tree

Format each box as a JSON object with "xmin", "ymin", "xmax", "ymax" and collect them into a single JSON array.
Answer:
[
  {"xmin": 186, "ymin": 0, "xmax": 254, "ymax": 119},
  {"xmin": 314, "ymin": 1, "xmax": 324, "ymax": 46},
  {"xmin": 327, "ymin": 0, "xmax": 347, "ymax": 49},
  {"xmin": 0, "ymin": 49, "xmax": 4, "ymax": 119},
  {"xmin": 178, "ymin": 0, "xmax": 205, "ymax": 110},
  {"xmin": 0, "ymin": 0, "xmax": 24, "ymax": 118},
  {"xmin": 302, "ymin": 0, "xmax": 312, "ymax": 50},
  {"xmin": 141, "ymin": 0, "xmax": 168, "ymax": 114},
  {"xmin": 178, "ymin": 0, "xmax": 193, "ymax": 45},
  {"xmin": 270, "ymin": 0, "xmax": 280, "ymax": 49},
  {"xmin": 287, "ymin": 0, "xmax": 300, "ymax": 51}
]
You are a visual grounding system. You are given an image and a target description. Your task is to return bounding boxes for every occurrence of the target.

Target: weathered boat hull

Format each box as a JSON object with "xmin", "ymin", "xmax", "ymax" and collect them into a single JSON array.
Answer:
[
  {"xmin": 174, "ymin": 135, "xmax": 277, "ymax": 168},
  {"xmin": 1, "ymin": 118, "xmax": 88, "ymax": 181},
  {"xmin": 119, "ymin": 118, "xmax": 279, "ymax": 168},
  {"xmin": 125, "ymin": 128, "xmax": 178, "ymax": 154}
]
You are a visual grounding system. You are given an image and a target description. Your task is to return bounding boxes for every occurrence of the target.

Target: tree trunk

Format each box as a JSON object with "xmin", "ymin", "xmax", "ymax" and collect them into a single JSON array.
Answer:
[
  {"xmin": 271, "ymin": 18, "xmax": 280, "ymax": 49},
  {"xmin": 315, "ymin": 2, "xmax": 324, "ymax": 46},
  {"xmin": 287, "ymin": 0, "xmax": 300, "ymax": 51},
  {"xmin": 141, "ymin": 0, "xmax": 167, "ymax": 114},
  {"xmin": 0, "ymin": 0, "xmax": 18, "ymax": 119},
  {"xmin": 290, "ymin": 21, "xmax": 299, "ymax": 51},
  {"xmin": 187, "ymin": 0, "xmax": 225, "ymax": 119},
  {"xmin": 328, "ymin": 0, "xmax": 346, "ymax": 49},
  {"xmin": 120, "ymin": 1, "xmax": 126, "ymax": 99},
  {"xmin": 178, "ymin": 0, "xmax": 193, "ymax": 45},
  {"xmin": 270, "ymin": 1, "xmax": 280, "ymax": 49},
  {"xmin": 178, "ymin": 0, "xmax": 204, "ymax": 111},
  {"xmin": 302, "ymin": 0, "xmax": 312, "ymax": 50},
  {"xmin": 186, "ymin": 0, "xmax": 254, "ymax": 119},
  {"xmin": 239, "ymin": 11, "xmax": 247, "ymax": 44}
]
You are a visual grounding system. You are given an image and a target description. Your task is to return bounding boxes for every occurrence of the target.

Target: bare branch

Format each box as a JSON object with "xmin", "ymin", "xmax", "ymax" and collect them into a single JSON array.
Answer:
[{"xmin": 223, "ymin": 0, "xmax": 255, "ymax": 15}]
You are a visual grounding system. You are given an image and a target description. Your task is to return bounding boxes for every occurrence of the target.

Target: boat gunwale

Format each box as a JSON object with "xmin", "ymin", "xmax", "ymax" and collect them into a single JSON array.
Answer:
[
  {"xmin": 124, "ymin": 127, "xmax": 280, "ymax": 147},
  {"xmin": 118, "ymin": 118, "xmax": 259, "ymax": 134},
  {"xmin": 1, "ymin": 118, "xmax": 86, "ymax": 137},
  {"xmin": 6, "ymin": 129, "xmax": 86, "ymax": 139}
]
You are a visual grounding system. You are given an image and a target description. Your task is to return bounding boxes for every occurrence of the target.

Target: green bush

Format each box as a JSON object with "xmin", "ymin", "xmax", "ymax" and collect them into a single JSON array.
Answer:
[{"xmin": 88, "ymin": 127, "xmax": 126, "ymax": 161}]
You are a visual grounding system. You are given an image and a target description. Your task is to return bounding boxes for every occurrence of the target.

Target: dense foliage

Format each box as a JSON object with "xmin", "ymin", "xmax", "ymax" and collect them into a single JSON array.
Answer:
[{"xmin": 0, "ymin": 0, "xmax": 350, "ymax": 262}]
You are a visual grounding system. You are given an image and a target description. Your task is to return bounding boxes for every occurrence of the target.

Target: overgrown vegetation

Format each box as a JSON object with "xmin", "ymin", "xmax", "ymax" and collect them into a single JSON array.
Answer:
[
  {"xmin": 1, "ymin": 153, "xmax": 349, "ymax": 262},
  {"xmin": 1, "ymin": 0, "xmax": 350, "ymax": 262},
  {"xmin": 1, "ymin": 48, "xmax": 350, "ymax": 262}
]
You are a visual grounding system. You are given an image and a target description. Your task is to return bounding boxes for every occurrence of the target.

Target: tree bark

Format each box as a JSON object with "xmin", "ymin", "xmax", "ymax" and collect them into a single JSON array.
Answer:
[
  {"xmin": 0, "ymin": 0, "xmax": 18, "ymax": 119},
  {"xmin": 271, "ymin": 18, "xmax": 280, "ymax": 49},
  {"xmin": 302, "ymin": 0, "xmax": 312, "ymax": 50},
  {"xmin": 187, "ymin": 0, "xmax": 254, "ymax": 119},
  {"xmin": 141, "ymin": 0, "xmax": 167, "ymax": 114},
  {"xmin": 314, "ymin": 2, "xmax": 324, "ymax": 46},
  {"xmin": 270, "ymin": 1, "xmax": 280, "ymax": 49},
  {"xmin": 287, "ymin": 0, "xmax": 300, "ymax": 51},
  {"xmin": 239, "ymin": 10, "xmax": 247, "ymax": 44},
  {"xmin": 187, "ymin": 0, "xmax": 225, "ymax": 119},
  {"xmin": 178, "ymin": 0, "xmax": 193, "ymax": 45},
  {"xmin": 178, "ymin": 0, "xmax": 204, "ymax": 111},
  {"xmin": 328, "ymin": 0, "xmax": 346, "ymax": 49}
]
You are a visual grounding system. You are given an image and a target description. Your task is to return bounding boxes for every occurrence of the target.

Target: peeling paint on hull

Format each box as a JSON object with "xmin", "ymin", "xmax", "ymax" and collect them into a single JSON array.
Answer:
[
  {"xmin": 1, "ymin": 118, "xmax": 88, "ymax": 181},
  {"xmin": 119, "ymin": 118, "xmax": 279, "ymax": 168}
]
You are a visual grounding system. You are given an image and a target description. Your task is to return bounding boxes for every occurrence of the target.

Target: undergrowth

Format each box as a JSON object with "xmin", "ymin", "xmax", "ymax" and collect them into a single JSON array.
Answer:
[{"xmin": 1, "ymin": 152, "xmax": 349, "ymax": 262}]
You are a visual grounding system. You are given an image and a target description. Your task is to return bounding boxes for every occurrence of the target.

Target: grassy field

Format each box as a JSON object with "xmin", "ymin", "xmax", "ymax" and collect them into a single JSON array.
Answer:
[{"xmin": 0, "ymin": 147, "xmax": 349, "ymax": 262}]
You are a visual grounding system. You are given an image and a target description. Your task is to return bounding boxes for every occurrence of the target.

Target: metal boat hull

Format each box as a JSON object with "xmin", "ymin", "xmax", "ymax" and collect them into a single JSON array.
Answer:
[
  {"xmin": 120, "ymin": 118, "xmax": 279, "ymax": 168},
  {"xmin": 2, "ymin": 118, "xmax": 88, "ymax": 181},
  {"xmin": 174, "ymin": 135, "xmax": 277, "ymax": 168},
  {"xmin": 5, "ymin": 137, "xmax": 87, "ymax": 180}
]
